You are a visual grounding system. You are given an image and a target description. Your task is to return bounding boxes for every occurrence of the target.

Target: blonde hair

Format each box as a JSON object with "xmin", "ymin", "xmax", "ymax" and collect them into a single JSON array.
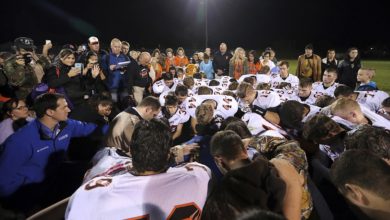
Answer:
[
  {"xmin": 331, "ymin": 98, "xmax": 361, "ymax": 115},
  {"xmin": 360, "ymin": 67, "xmax": 376, "ymax": 79},
  {"xmin": 232, "ymin": 47, "xmax": 245, "ymax": 62}
]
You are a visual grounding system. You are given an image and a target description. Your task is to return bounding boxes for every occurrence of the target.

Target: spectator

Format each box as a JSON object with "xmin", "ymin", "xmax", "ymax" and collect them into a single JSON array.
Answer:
[
  {"xmin": 296, "ymin": 44, "xmax": 321, "ymax": 82},
  {"xmin": 164, "ymin": 48, "xmax": 175, "ymax": 72},
  {"xmin": 337, "ymin": 47, "xmax": 361, "ymax": 89},
  {"xmin": 0, "ymin": 93, "xmax": 101, "ymax": 213},
  {"xmin": 173, "ymin": 47, "xmax": 189, "ymax": 68},
  {"xmin": 77, "ymin": 36, "xmax": 108, "ymax": 65},
  {"xmin": 0, "ymin": 98, "xmax": 31, "ymax": 145},
  {"xmin": 0, "ymin": 52, "xmax": 15, "ymax": 98},
  {"xmin": 81, "ymin": 51, "xmax": 108, "ymax": 96},
  {"xmin": 121, "ymin": 41, "xmax": 130, "ymax": 58},
  {"xmin": 199, "ymin": 53, "xmax": 214, "ymax": 79},
  {"xmin": 213, "ymin": 43, "xmax": 233, "ymax": 79},
  {"xmin": 321, "ymin": 49, "xmax": 338, "ymax": 76},
  {"xmin": 3, "ymin": 37, "xmax": 51, "ymax": 99},
  {"xmin": 127, "ymin": 52, "xmax": 152, "ymax": 105},
  {"xmin": 102, "ymin": 38, "xmax": 130, "ymax": 105},
  {"xmin": 259, "ymin": 51, "xmax": 276, "ymax": 71},
  {"xmin": 356, "ymin": 67, "xmax": 378, "ymax": 91},
  {"xmin": 44, "ymin": 49, "xmax": 85, "ymax": 108},
  {"xmin": 229, "ymin": 47, "xmax": 248, "ymax": 80},
  {"xmin": 247, "ymin": 50, "xmax": 260, "ymax": 75}
]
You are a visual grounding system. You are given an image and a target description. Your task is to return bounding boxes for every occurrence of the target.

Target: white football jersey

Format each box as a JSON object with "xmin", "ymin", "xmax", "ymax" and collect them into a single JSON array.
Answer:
[
  {"xmin": 153, "ymin": 79, "xmax": 179, "ymax": 95},
  {"xmin": 256, "ymin": 74, "xmax": 271, "ymax": 84},
  {"xmin": 84, "ymin": 147, "xmax": 132, "ymax": 183},
  {"xmin": 66, "ymin": 163, "xmax": 211, "ymax": 220},
  {"xmin": 326, "ymin": 104, "xmax": 390, "ymax": 129},
  {"xmin": 302, "ymin": 104, "xmax": 322, "ymax": 123},
  {"xmin": 290, "ymin": 92, "xmax": 318, "ymax": 105},
  {"xmin": 193, "ymin": 78, "xmax": 209, "ymax": 87},
  {"xmin": 241, "ymin": 112, "xmax": 287, "ymax": 137},
  {"xmin": 209, "ymin": 85, "xmax": 225, "ymax": 95},
  {"xmin": 271, "ymin": 88, "xmax": 297, "ymax": 102},
  {"xmin": 312, "ymin": 82, "xmax": 339, "ymax": 97},
  {"xmin": 159, "ymin": 107, "xmax": 190, "ymax": 132},
  {"xmin": 360, "ymin": 105, "xmax": 390, "ymax": 129},
  {"xmin": 270, "ymin": 74, "xmax": 299, "ymax": 90},
  {"xmin": 217, "ymin": 76, "xmax": 232, "ymax": 90},
  {"xmin": 355, "ymin": 90, "xmax": 389, "ymax": 112},
  {"xmin": 186, "ymin": 95, "xmax": 238, "ymax": 119},
  {"xmin": 239, "ymin": 90, "xmax": 282, "ymax": 113}
]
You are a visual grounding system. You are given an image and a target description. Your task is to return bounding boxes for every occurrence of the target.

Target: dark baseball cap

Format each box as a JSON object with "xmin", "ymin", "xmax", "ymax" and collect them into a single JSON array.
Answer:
[{"xmin": 14, "ymin": 37, "xmax": 36, "ymax": 50}]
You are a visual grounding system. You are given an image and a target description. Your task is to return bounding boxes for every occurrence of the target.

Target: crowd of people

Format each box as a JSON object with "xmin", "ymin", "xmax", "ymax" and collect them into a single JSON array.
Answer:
[{"xmin": 0, "ymin": 36, "xmax": 389, "ymax": 220}]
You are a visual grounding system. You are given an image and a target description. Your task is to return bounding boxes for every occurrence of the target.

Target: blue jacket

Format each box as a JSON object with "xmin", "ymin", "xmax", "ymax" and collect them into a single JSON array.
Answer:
[{"xmin": 0, "ymin": 119, "xmax": 98, "ymax": 197}]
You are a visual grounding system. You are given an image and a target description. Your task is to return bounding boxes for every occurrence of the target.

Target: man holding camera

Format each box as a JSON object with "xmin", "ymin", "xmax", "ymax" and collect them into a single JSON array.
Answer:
[{"xmin": 3, "ymin": 37, "xmax": 51, "ymax": 99}]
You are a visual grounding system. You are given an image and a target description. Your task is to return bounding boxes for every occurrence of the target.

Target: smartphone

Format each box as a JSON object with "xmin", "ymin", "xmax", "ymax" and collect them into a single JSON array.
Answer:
[
  {"xmin": 75, "ymin": 63, "xmax": 83, "ymax": 71},
  {"xmin": 45, "ymin": 40, "xmax": 51, "ymax": 45}
]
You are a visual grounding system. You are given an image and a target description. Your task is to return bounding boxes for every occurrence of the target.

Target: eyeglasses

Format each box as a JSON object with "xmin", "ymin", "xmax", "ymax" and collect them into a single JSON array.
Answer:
[
  {"xmin": 90, "ymin": 42, "xmax": 99, "ymax": 45},
  {"xmin": 13, "ymin": 105, "xmax": 28, "ymax": 110}
]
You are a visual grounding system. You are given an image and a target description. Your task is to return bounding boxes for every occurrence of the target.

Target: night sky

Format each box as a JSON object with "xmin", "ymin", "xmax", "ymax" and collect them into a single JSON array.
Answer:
[{"xmin": 1, "ymin": 0, "xmax": 389, "ymax": 57}]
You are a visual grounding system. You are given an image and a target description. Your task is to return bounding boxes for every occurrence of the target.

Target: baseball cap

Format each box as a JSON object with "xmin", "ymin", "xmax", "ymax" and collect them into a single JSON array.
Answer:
[
  {"xmin": 13, "ymin": 37, "xmax": 36, "ymax": 50},
  {"xmin": 88, "ymin": 36, "xmax": 99, "ymax": 44}
]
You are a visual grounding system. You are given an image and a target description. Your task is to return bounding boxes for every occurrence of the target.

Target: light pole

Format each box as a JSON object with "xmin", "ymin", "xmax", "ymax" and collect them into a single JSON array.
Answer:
[{"xmin": 204, "ymin": 0, "xmax": 208, "ymax": 48}]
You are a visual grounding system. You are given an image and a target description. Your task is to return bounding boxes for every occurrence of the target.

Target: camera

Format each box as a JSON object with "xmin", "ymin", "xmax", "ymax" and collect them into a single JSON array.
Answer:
[{"xmin": 23, "ymin": 53, "xmax": 32, "ymax": 64}]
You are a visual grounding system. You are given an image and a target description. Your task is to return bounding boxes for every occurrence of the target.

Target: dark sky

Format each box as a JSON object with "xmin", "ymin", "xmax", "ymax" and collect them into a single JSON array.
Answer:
[{"xmin": 1, "ymin": 0, "xmax": 389, "ymax": 56}]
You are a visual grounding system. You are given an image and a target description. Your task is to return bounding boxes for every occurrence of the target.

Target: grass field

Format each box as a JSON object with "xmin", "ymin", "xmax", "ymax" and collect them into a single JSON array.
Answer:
[{"xmin": 286, "ymin": 60, "xmax": 390, "ymax": 93}]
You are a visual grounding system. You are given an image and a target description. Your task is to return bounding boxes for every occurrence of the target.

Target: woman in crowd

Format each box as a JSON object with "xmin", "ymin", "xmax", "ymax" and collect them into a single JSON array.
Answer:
[
  {"xmin": 229, "ymin": 47, "xmax": 248, "ymax": 80},
  {"xmin": 44, "ymin": 49, "xmax": 86, "ymax": 108},
  {"xmin": 0, "ymin": 98, "xmax": 31, "ymax": 144},
  {"xmin": 82, "ymin": 51, "xmax": 107, "ymax": 96},
  {"xmin": 174, "ymin": 47, "xmax": 189, "ymax": 68},
  {"xmin": 247, "ymin": 50, "xmax": 260, "ymax": 75},
  {"xmin": 259, "ymin": 51, "xmax": 276, "ymax": 70}
]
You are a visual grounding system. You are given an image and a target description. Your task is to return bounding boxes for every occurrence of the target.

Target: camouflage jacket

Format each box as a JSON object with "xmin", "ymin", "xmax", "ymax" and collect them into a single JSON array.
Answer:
[
  {"xmin": 249, "ymin": 135, "xmax": 313, "ymax": 219},
  {"xmin": 3, "ymin": 55, "xmax": 50, "ymax": 99}
]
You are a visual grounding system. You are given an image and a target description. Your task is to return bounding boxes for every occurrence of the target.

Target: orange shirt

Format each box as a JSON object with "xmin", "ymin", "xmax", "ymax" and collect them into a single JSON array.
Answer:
[
  {"xmin": 174, "ymin": 56, "xmax": 189, "ymax": 67},
  {"xmin": 248, "ymin": 61, "xmax": 260, "ymax": 74},
  {"xmin": 233, "ymin": 60, "xmax": 244, "ymax": 80},
  {"xmin": 165, "ymin": 57, "xmax": 175, "ymax": 72},
  {"xmin": 154, "ymin": 63, "xmax": 163, "ymax": 81}
]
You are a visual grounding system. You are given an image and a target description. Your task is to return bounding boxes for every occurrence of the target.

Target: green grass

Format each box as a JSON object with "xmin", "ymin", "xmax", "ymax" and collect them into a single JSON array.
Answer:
[{"xmin": 286, "ymin": 60, "xmax": 390, "ymax": 93}]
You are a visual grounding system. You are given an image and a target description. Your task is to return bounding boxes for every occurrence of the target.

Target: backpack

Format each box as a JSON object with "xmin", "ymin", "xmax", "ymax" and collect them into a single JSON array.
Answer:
[{"xmin": 30, "ymin": 67, "xmax": 74, "ymax": 109}]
